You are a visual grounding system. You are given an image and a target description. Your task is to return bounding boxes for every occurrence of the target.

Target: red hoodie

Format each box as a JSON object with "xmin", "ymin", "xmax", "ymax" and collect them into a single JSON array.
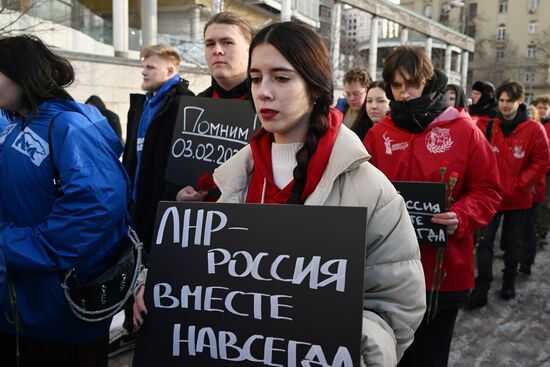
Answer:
[
  {"xmin": 246, "ymin": 108, "xmax": 342, "ymax": 204},
  {"xmin": 364, "ymin": 107, "xmax": 501, "ymax": 292}
]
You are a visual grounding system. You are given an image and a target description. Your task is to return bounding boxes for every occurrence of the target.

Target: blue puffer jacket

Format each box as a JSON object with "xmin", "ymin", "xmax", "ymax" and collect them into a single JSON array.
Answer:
[{"xmin": 0, "ymin": 100, "xmax": 130, "ymax": 342}]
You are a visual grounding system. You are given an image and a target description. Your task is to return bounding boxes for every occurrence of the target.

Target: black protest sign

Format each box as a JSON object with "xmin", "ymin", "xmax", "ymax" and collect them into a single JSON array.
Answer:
[
  {"xmin": 165, "ymin": 96, "xmax": 258, "ymax": 187},
  {"xmin": 133, "ymin": 202, "xmax": 367, "ymax": 367},
  {"xmin": 392, "ymin": 181, "xmax": 447, "ymax": 247}
]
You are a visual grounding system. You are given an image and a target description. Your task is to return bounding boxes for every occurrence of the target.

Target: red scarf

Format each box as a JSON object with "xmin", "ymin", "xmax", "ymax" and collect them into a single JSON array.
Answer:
[
  {"xmin": 246, "ymin": 108, "xmax": 342, "ymax": 204},
  {"xmin": 212, "ymin": 89, "xmax": 246, "ymax": 100}
]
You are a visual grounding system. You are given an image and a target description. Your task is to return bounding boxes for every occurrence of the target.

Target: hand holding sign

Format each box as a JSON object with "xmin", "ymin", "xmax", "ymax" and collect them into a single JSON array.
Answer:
[
  {"xmin": 176, "ymin": 186, "xmax": 208, "ymax": 202},
  {"xmin": 392, "ymin": 181, "xmax": 448, "ymax": 247},
  {"xmin": 431, "ymin": 211, "xmax": 459, "ymax": 235},
  {"xmin": 133, "ymin": 285, "xmax": 147, "ymax": 331}
]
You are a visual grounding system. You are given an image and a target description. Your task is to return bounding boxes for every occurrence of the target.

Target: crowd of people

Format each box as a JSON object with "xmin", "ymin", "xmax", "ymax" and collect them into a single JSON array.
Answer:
[{"xmin": 0, "ymin": 10, "xmax": 549, "ymax": 367}]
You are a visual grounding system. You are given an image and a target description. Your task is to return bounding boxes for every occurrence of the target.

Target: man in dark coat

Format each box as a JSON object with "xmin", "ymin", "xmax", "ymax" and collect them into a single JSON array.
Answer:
[{"xmin": 112, "ymin": 44, "xmax": 194, "ymax": 355}]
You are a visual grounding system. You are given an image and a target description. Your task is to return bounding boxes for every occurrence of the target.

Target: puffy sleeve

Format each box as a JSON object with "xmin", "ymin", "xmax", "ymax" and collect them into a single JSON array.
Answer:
[
  {"xmin": 0, "ymin": 112, "xmax": 129, "ymax": 272},
  {"xmin": 343, "ymin": 163, "xmax": 426, "ymax": 365}
]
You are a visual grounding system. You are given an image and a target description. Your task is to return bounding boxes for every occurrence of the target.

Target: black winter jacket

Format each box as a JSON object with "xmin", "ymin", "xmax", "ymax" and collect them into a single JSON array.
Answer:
[
  {"xmin": 198, "ymin": 78, "xmax": 249, "ymax": 100},
  {"xmin": 122, "ymin": 78, "xmax": 194, "ymax": 252}
]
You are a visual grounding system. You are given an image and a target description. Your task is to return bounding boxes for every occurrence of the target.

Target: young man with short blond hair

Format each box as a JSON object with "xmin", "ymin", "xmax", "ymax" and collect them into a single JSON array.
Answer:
[{"xmin": 114, "ymin": 44, "xmax": 194, "ymax": 355}]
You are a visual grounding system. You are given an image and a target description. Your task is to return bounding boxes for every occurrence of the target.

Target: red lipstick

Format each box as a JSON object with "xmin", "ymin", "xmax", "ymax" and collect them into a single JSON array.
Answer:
[{"xmin": 260, "ymin": 108, "xmax": 278, "ymax": 120}]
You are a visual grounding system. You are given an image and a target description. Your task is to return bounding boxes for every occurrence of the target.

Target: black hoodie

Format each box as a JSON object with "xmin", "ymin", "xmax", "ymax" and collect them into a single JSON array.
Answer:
[
  {"xmin": 469, "ymin": 80, "xmax": 498, "ymax": 118},
  {"xmin": 446, "ymin": 84, "xmax": 466, "ymax": 109},
  {"xmin": 386, "ymin": 68, "xmax": 449, "ymax": 134}
]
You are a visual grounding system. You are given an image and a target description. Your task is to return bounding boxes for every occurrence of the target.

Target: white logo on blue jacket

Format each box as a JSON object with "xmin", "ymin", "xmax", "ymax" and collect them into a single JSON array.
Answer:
[
  {"xmin": 0, "ymin": 124, "xmax": 16, "ymax": 146},
  {"xmin": 11, "ymin": 128, "xmax": 49, "ymax": 166}
]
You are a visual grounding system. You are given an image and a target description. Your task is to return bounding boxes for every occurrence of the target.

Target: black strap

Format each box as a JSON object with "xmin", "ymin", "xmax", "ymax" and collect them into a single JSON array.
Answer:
[
  {"xmin": 48, "ymin": 112, "xmax": 64, "ymax": 195},
  {"xmin": 485, "ymin": 117, "xmax": 495, "ymax": 142}
]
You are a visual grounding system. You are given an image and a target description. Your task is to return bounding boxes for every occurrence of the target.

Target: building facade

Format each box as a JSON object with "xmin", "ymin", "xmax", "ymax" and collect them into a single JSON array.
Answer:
[{"xmin": 401, "ymin": 0, "xmax": 550, "ymax": 101}]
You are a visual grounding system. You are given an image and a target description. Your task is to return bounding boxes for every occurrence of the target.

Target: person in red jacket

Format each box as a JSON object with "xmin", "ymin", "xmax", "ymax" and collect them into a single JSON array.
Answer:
[
  {"xmin": 518, "ymin": 98, "xmax": 550, "ymax": 275},
  {"xmin": 519, "ymin": 121, "xmax": 548, "ymax": 276},
  {"xmin": 468, "ymin": 80, "xmax": 550, "ymax": 308},
  {"xmin": 534, "ymin": 95, "xmax": 550, "ymax": 248},
  {"xmin": 364, "ymin": 46, "xmax": 501, "ymax": 367}
]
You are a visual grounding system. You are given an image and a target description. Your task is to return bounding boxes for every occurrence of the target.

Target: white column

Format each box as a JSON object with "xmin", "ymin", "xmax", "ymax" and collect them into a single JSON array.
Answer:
[
  {"xmin": 113, "ymin": 0, "xmax": 129, "ymax": 57},
  {"xmin": 212, "ymin": 0, "xmax": 222, "ymax": 13},
  {"xmin": 369, "ymin": 16, "xmax": 379, "ymax": 79},
  {"xmin": 426, "ymin": 36, "xmax": 433, "ymax": 60},
  {"xmin": 281, "ymin": 0, "xmax": 291, "ymax": 22},
  {"xmin": 190, "ymin": 6, "xmax": 201, "ymax": 42},
  {"xmin": 400, "ymin": 27, "xmax": 408, "ymax": 45},
  {"xmin": 461, "ymin": 50, "xmax": 469, "ymax": 91},
  {"xmin": 331, "ymin": 2, "xmax": 342, "ymax": 83},
  {"xmin": 444, "ymin": 45, "xmax": 452, "ymax": 76},
  {"xmin": 455, "ymin": 52, "xmax": 462, "ymax": 73},
  {"xmin": 141, "ymin": 0, "xmax": 157, "ymax": 47}
]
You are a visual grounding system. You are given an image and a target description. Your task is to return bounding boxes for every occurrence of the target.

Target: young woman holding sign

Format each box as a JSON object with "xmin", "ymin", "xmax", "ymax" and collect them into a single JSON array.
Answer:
[
  {"xmin": 363, "ymin": 46, "xmax": 501, "ymax": 367},
  {"xmin": 136, "ymin": 21, "xmax": 426, "ymax": 365}
]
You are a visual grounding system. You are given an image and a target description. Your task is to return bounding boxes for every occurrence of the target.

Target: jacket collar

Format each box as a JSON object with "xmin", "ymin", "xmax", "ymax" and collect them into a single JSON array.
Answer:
[{"xmin": 214, "ymin": 125, "xmax": 370, "ymax": 203}]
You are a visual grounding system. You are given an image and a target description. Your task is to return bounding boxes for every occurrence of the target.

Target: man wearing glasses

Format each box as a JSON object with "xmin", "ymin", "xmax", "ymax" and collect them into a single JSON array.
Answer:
[{"xmin": 341, "ymin": 67, "xmax": 372, "ymax": 127}]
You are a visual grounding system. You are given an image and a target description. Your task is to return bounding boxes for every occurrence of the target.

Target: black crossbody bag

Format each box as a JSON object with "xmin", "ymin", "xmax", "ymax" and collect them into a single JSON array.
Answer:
[{"xmin": 48, "ymin": 112, "xmax": 142, "ymax": 322}]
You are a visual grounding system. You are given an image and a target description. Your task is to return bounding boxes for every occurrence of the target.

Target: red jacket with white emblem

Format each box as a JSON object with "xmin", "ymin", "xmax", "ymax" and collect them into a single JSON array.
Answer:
[
  {"xmin": 477, "ymin": 117, "xmax": 550, "ymax": 210},
  {"xmin": 364, "ymin": 108, "xmax": 501, "ymax": 292},
  {"xmin": 533, "ymin": 122, "xmax": 550, "ymax": 203}
]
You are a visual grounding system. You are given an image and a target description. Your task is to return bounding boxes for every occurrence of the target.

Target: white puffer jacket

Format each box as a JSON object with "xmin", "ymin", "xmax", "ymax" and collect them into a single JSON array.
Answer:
[{"xmin": 214, "ymin": 125, "xmax": 426, "ymax": 366}]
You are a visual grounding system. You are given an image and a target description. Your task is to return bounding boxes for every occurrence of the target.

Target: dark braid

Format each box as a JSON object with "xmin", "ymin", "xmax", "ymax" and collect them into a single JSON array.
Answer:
[{"xmin": 287, "ymin": 106, "xmax": 329, "ymax": 204}]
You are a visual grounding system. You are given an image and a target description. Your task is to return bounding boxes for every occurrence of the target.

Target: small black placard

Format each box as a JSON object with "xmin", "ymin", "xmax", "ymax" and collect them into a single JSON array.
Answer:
[
  {"xmin": 133, "ymin": 202, "xmax": 367, "ymax": 367},
  {"xmin": 165, "ymin": 96, "xmax": 258, "ymax": 187},
  {"xmin": 392, "ymin": 181, "xmax": 448, "ymax": 247}
]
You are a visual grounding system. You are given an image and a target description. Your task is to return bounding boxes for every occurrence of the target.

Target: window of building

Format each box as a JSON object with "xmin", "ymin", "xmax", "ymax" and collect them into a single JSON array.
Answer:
[
  {"xmin": 528, "ymin": 21, "xmax": 538, "ymax": 34},
  {"xmin": 496, "ymin": 25, "xmax": 506, "ymax": 41},
  {"xmin": 499, "ymin": 0, "xmax": 508, "ymax": 13},
  {"xmin": 529, "ymin": 0, "xmax": 540, "ymax": 12},
  {"xmin": 527, "ymin": 44, "xmax": 536, "ymax": 58},
  {"xmin": 468, "ymin": 3, "xmax": 478, "ymax": 18},
  {"xmin": 424, "ymin": 5, "xmax": 433, "ymax": 18},
  {"xmin": 525, "ymin": 92, "xmax": 534, "ymax": 104},
  {"xmin": 466, "ymin": 24, "xmax": 476, "ymax": 37},
  {"xmin": 496, "ymin": 49, "xmax": 504, "ymax": 59},
  {"xmin": 525, "ymin": 67, "xmax": 535, "ymax": 83}
]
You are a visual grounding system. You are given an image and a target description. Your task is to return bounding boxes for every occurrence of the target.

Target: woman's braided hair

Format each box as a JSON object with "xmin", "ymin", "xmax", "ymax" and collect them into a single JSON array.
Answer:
[{"xmin": 247, "ymin": 21, "xmax": 334, "ymax": 204}]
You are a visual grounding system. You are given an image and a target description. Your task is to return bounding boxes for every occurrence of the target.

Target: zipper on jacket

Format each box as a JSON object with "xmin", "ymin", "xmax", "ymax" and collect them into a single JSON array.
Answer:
[
  {"xmin": 407, "ymin": 133, "xmax": 415, "ymax": 180},
  {"xmin": 261, "ymin": 178, "xmax": 266, "ymax": 204}
]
